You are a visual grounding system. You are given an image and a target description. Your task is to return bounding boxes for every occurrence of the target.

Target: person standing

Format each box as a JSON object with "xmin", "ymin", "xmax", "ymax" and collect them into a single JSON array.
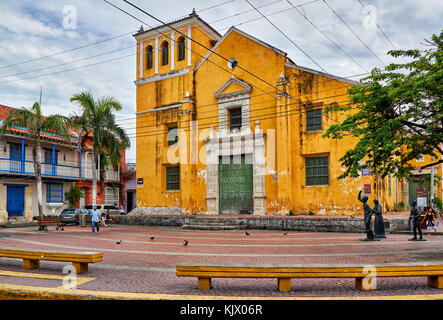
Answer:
[
  {"xmin": 91, "ymin": 206, "xmax": 100, "ymax": 235},
  {"xmin": 409, "ymin": 200, "xmax": 425, "ymax": 241},
  {"xmin": 358, "ymin": 190, "xmax": 377, "ymax": 241},
  {"xmin": 423, "ymin": 207, "xmax": 437, "ymax": 232},
  {"xmin": 372, "ymin": 199, "xmax": 386, "ymax": 238}
]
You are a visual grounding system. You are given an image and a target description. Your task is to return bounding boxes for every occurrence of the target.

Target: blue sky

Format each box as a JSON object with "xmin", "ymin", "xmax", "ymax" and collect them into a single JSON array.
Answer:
[{"xmin": 0, "ymin": 0, "xmax": 442, "ymax": 162}]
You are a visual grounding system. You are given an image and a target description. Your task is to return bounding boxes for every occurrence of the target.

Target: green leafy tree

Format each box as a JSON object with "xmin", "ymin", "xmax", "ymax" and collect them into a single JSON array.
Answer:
[
  {"xmin": 65, "ymin": 186, "xmax": 85, "ymax": 208},
  {"xmin": 323, "ymin": 30, "xmax": 443, "ymax": 180},
  {"xmin": 70, "ymin": 91, "xmax": 130, "ymax": 207},
  {"xmin": 0, "ymin": 102, "xmax": 72, "ymax": 218}
]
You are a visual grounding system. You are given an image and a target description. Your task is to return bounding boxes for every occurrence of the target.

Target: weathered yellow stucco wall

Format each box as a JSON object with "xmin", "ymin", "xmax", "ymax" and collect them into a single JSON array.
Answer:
[{"xmin": 134, "ymin": 15, "xmax": 423, "ymax": 216}]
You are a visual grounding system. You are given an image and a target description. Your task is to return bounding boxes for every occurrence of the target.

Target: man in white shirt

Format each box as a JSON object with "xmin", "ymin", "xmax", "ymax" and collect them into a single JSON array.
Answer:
[{"xmin": 91, "ymin": 206, "xmax": 100, "ymax": 235}]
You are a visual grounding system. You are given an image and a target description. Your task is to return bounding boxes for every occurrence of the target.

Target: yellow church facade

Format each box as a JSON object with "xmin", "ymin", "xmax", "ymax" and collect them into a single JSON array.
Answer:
[{"xmin": 133, "ymin": 11, "xmax": 441, "ymax": 216}]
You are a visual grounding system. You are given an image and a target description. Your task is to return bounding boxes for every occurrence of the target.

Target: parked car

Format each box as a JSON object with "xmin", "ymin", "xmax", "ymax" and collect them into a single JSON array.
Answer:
[{"xmin": 60, "ymin": 208, "xmax": 90, "ymax": 225}]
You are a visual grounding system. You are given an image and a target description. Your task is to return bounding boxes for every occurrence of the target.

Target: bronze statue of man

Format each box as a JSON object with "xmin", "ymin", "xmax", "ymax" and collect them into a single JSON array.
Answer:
[
  {"xmin": 358, "ymin": 190, "xmax": 378, "ymax": 241},
  {"xmin": 372, "ymin": 199, "xmax": 386, "ymax": 238},
  {"xmin": 409, "ymin": 200, "xmax": 425, "ymax": 241}
]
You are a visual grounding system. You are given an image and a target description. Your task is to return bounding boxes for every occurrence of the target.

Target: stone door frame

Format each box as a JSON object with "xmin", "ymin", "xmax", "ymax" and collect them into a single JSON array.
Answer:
[{"xmin": 205, "ymin": 131, "xmax": 266, "ymax": 215}]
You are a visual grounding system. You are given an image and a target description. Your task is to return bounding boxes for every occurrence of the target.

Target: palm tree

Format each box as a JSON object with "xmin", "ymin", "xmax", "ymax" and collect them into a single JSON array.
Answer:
[
  {"xmin": 0, "ymin": 102, "xmax": 72, "ymax": 219},
  {"xmin": 70, "ymin": 91, "xmax": 130, "ymax": 207}
]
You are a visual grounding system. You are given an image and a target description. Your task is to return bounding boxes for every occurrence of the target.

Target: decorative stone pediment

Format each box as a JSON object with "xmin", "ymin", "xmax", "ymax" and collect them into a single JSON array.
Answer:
[{"xmin": 214, "ymin": 78, "xmax": 252, "ymax": 100}]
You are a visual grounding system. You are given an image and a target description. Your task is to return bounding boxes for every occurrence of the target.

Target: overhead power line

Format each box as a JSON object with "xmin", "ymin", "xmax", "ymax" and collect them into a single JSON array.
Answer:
[
  {"xmin": 356, "ymin": 0, "xmax": 407, "ymax": 63},
  {"xmin": 103, "ymin": 0, "xmax": 367, "ymax": 133},
  {"xmin": 0, "ymin": 45, "xmax": 135, "ymax": 80},
  {"xmin": 287, "ymin": 0, "xmax": 369, "ymax": 73},
  {"xmin": 117, "ymin": 0, "xmax": 293, "ymax": 99},
  {"xmin": 244, "ymin": 0, "xmax": 325, "ymax": 71},
  {"xmin": 0, "ymin": 0, "xmax": 240, "ymax": 71},
  {"xmin": 120, "ymin": 92, "xmax": 353, "ymax": 134},
  {"xmin": 0, "ymin": 31, "xmax": 135, "ymax": 70},
  {"xmin": 322, "ymin": 0, "xmax": 386, "ymax": 67},
  {"xmin": 115, "ymin": 79, "xmax": 361, "ymax": 126},
  {"xmin": 127, "ymin": 99, "xmax": 356, "ymax": 139}
]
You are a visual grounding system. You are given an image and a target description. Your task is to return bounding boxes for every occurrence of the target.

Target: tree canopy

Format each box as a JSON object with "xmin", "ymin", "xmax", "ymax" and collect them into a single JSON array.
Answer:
[{"xmin": 323, "ymin": 30, "xmax": 443, "ymax": 180}]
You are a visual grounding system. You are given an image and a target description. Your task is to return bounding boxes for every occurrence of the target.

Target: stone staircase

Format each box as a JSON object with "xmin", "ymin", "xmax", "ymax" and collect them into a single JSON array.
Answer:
[{"xmin": 181, "ymin": 216, "xmax": 248, "ymax": 230}]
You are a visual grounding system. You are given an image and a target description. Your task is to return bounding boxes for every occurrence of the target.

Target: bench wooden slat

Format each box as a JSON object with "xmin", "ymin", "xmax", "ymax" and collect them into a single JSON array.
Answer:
[
  {"xmin": 177, "ymin": 270, "xmax": 443, "ymax": 278},
  {"xmin": 177, "ymin": 265, "xmax": 443, "ymax": 274},
  {"xmin": 176, "ymin": 264, "xmax": 443, "ymax": 292},
  {"xmin": 0, "ymin": 247, "xmax": 103, "ymax": 274}
]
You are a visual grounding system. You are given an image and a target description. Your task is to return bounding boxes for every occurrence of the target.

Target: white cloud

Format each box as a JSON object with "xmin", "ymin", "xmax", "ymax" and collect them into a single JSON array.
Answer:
[{"xmin": 0, "ymin": 0, "xmax": 441, "ymax": 162}]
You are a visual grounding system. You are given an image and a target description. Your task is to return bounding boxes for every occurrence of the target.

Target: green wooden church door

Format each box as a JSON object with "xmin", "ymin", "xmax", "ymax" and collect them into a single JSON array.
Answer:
[{"xmin": 219, "ymin": 155, "xmax": 253, "ymax": 214}]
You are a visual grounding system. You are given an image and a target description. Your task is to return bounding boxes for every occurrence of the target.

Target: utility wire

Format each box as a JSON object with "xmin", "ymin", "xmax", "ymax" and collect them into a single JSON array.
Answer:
[
  {"xmin": 128, "ymin": 100, "xmax": 355, "ymax": 139},
  {"xmin": 356, "ymin": 0, "xmax": 407, "ymax": 64},
  {"xmin": 0, "ymin": 53, "xmax": 134, "ymax": 85},
  {"xmin": 244, "ymin": 0, "xmax": 325, "ymax": 71},
  {"xmin": 121, "ymin": 93, "xmax": 352, "ymax": 134},
  {"xmin": 0, "ymin": 31, "xmax": 135, "ymax": 70},
  {"xmin": 0, "ymin": 0, "xmax": 239, "ymax": 71},
  {"xmin": 322, "ymin": 0, "xmax": 386, "ymax": 67},
  {"xmin": 287, "ymin": 0, "xmax": 369, "ymax": 73},
  {"xmin": 116, "ymin": 82, "xmax": 356, "ymax": 127},
  {"xmin": 0, "ymin": 45, "xmax": 135, "ymax": 80},
  {"xmin": 2, "ymin": 0, "xmax": 348, "ymax": 84},
  {"xmin": 103, "ymin": 0, "xmax": 367, "ymax": 133},
  {"xmin": 118, "ymin": 0, "xmax": 299, "ymax": 98}
]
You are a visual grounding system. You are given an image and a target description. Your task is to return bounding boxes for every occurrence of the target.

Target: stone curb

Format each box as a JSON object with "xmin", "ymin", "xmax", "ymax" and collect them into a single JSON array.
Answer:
[{"xmin": 1, "ymin": 284, "xmax": 443, "ymax": 300}]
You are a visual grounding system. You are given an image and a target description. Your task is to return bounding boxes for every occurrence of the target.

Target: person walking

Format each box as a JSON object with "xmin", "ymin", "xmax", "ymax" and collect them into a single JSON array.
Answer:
[{"xmin": 91, "ymin": 206, "xmax": 101, "ymax": 235}]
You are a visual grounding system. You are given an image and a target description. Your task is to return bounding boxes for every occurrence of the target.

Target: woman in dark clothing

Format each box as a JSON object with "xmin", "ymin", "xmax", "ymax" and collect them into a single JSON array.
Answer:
[
  {"xmin": 423, "ymin": 207, "xmax": 437, "ymax": 231},
  {"xmin": 372, "ymin": 199, "xmax": 386, "ymax": 238}
]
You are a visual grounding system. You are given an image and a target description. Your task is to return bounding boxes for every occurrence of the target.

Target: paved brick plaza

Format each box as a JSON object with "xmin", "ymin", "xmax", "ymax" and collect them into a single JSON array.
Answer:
[{"xmin": 0, "ymin": 223, "xmax": 442, "ymax": 299}]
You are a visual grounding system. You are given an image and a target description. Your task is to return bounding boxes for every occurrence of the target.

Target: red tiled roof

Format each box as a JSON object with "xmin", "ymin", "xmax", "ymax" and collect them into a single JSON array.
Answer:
[{"xmin": 0, "ymin": 103, "xmax": 80, "ymax": 146}]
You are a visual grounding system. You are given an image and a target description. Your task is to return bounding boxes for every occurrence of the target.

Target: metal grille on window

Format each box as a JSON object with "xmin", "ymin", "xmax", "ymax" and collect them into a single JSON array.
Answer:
[
  {"xmin": 229, "ymin": 108, "xmax": 242, "ymax": 132},
  {"xmin": 47, "ymin": 183, "xmax": 63, "ymax": 203},
  {"xmin": 162, "ymin": 42, "xmax": 169, "ymax": 65},
  {"xmin": 306, "ymin": 108, "xmax": 322, "ymax": 131},
  {"xmin": 166, "ymin": 166, "xmax": 180, "ymax": 190},
  {"xmin": 105, "ymin": 187, "xmax": 119, "ymax": 206},
  {"xmin": 167, "ymin": 126, "xmax": 178, "ymax": 145},
  {"xmin": 146, "ymin": 46, "xmax": 153, "ymax": 69},
  {"xmin": 178, "ymin": 37, "xmax": 185, "ymax": 61},
  {"xmin": 305, "ymin": 156, "xmax": 329, "ymax": 186}
]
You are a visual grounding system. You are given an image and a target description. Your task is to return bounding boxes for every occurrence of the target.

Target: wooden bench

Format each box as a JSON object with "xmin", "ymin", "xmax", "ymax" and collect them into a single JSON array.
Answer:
[
  {"xmin": 0, "ymin": 247, "xmax": 104, "ymax": 274},
  {"xmin": 176, "ymin": 262, "xmax": 443, "ymax": 292},
  {"xmin": 37, "ymin": 217, "xmax": 65, "ymax": 231}
]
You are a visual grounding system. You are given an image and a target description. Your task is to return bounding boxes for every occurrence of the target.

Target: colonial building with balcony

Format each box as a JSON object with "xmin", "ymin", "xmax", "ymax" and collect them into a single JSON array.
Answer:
[
  {"xmin": 0, "ymin": 104, "xmax": 127, "ymax": 224},
  {"xmin": 74, "ymin": 133, "xmax": 126, "ymax": 210}
]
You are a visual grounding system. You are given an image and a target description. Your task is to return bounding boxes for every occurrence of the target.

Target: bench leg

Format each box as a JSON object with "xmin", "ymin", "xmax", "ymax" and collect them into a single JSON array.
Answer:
[
  {"xmin": 278, "ymin": 278, "xmax": 291, "ymax": 292},
  {"xmin": 23, "ymin": 259, "xmax": 39, "ymax": 269},
  {"xmin": 72, "ymin": 262, "xmax": 88, "ymax": 274},
  {"xmin": 428, "ymin": 276, "xmax": 443, "ymax": 289},
  {"xmin": 197, "ymin": 278, "xmax": 211, "ymax": 290},
  {"xmin": 355, "ymin": 277, "xmax": 374, "ymax": 291}
]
